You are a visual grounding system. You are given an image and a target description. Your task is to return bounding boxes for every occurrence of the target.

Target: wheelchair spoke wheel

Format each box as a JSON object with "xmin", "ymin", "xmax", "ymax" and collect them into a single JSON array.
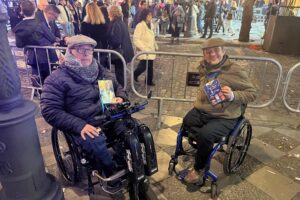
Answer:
[
  {"xmin": 223, "ymin": 120, "xmax": 252, "ymax": 175},
  {"xmin": 51, "ymin": 128, "xmax": 81, "ymax": 185}
]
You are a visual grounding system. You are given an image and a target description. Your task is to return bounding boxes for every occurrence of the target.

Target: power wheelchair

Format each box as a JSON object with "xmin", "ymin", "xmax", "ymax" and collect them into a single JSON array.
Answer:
[
  {"xmin": 51, "ymin": 101, "xmax": 158, "ymax": 199},
  {"xmin": 168, "ymin": 107, "xmax": 252, "ymax": 199}
]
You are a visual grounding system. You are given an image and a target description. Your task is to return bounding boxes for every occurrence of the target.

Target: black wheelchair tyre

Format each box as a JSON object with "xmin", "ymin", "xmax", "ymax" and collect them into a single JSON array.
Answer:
[
  {"xmin": 128, "ymin": 178, "xmax": 150, "ymax": 200},
  {"xmin": 223, "ymin": 120, "xmax": 252, "ymax": 175},
  {"xmin": 51, "ymin": 128, "xmax": 82, "ymax": 185}
]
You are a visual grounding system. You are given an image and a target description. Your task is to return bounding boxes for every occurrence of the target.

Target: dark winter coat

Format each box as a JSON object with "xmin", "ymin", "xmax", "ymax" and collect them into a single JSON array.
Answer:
[
  {"xmin": 121, "ymin": 2, "xmax": 131, "ymax": 19},
  {"xmin": 107, "ymin": 17, "xmax": 134, "ymax": 63},
  {"xmin": 205, "ymin": 1, "xmax": 216, "ymax": 19},
  {"xmin": 41, "ymin": 64, "xmax": 127, "ymax": 135},
  {"xmin": 81, "ymin": 22, "xmax": 108, "ymax": 49},
  {"xmin": 36, "ymin": 9, "xmax": 61, "ymax": 38},
  {"xmin": 13, "ymin": 18, "xmax": 58, "ymax": 65}
]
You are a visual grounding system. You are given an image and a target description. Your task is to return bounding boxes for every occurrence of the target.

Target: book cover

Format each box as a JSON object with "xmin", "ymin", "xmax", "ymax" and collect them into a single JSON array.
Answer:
[
  {"xmin": 203, "ymin": 79, "xmax": 226, "ymax": 106},
  {"xmin": 98, "ymin": 80, "xmax": 116, "ymax": 104}
]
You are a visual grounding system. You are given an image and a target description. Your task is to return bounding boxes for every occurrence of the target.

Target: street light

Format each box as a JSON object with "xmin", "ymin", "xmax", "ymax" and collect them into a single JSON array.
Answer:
[
  {"xmin": 184, "ymin": 0, "xmax": 196, "ymax": 37},
  {"xmin": 0, "ymin": 2, "xmax": 64, "ymax": 200}
]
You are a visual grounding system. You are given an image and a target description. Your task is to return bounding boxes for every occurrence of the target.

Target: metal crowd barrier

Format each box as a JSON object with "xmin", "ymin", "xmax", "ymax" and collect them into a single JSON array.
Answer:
[
  {"xmin": 10, "ymin": 45, "xmax": 128, "ymax": 100},
  {"xmin": 130, "ymin": 51, "xmax": 283, "ymax": 128},
  {"xmin": 283, "ymin": 62, "xmax": 300, "ymax": 112}
]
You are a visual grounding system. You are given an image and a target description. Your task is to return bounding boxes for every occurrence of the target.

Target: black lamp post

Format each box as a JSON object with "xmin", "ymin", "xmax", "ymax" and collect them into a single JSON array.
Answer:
[
  {"xmin": 184, "ymin": 0, "xmax": 196, "ymax": 37},
  {"xmin": 0, "ymin": 2, "xmax": 64, "ymax": 200}
]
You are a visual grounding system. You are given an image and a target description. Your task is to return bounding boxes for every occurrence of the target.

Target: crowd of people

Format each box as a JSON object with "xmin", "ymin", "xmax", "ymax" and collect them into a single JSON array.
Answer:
[
  {"xmin": 11, "ymin": 0, "xmax": 258, "ymax": 91},
  {"xmin": 7, "ymin": 0, "xmax": 258, "ymax": 194}
]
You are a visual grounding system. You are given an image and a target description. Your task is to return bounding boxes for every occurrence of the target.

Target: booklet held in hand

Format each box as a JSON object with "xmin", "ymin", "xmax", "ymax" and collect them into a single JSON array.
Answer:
[
  {"xmin": 204, "ymin": 79, "xmax": 226, "ymax": 106},
  {"xmin": 98, "ymin": 80, "xmax": 116, "ymax": 104}
]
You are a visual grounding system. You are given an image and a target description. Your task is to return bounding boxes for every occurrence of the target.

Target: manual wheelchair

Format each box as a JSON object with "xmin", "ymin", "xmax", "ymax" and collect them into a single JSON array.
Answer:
[
  {"xmin": 51, "ymin": 101, "xmax": 158, "ymax": 199},
  {"xmin": 168, "ymin": 108, "xmax": 252, "ymax": 199}
]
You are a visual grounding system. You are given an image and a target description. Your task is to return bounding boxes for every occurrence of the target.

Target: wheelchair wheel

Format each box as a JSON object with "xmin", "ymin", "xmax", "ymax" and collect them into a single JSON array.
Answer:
[
  {"xmin": 51, "ymin": 128, "xmax": 82, "ymax": 185},
  {"xmin": 223, "ymin": 120, "xmax": 252, "ymax": 175},
  {"xmin": 128, "ymin": 178, "xmax": 150, "ymax": 200}
]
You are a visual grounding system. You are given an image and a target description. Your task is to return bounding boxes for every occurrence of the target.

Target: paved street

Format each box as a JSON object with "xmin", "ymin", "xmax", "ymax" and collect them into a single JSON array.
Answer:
[{"xmin": 6, "ymin": 25, "xmax": 300, "ymax": 200}]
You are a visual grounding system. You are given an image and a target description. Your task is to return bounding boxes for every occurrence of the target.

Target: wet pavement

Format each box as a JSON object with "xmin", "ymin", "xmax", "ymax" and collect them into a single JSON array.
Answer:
[{"xmin": 5, "ymin": 23, "xmax": 300, "ymax": 199}]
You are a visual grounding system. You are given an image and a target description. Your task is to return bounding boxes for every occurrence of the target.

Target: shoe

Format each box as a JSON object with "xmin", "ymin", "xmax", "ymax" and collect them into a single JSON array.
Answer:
[
  {"xmin": 207, "ymin": 35, "xmax": 212, "ymax": 39},
  {"xmin": 147, "ymin": 82, "xmax": 155, "ymax": 86},
  {"xmin": 31, "ymin": 75, "xmax": 41, "ymax": 87},
  {"xmin": 184, "ymin": 168, "xmax": 203, "ymax": 184},
  {"xmin": 200, "ymin": 35, "xmax": 206, "ymax": 38}
]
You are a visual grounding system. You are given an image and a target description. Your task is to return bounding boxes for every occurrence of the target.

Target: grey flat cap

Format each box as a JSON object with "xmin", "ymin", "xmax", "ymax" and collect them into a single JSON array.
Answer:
[
  {"xmin": 201, "ymin": 38, "xmax": 226, "ymax": 49},
  {"xmin": 66, "ymin": 34, "xmax": 97, "ymax": 48}
]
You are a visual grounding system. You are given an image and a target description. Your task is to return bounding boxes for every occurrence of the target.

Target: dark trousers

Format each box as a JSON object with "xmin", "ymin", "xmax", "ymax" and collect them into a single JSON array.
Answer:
[
  {"xmin": 171, "ymin": 25, "xmax": 182, "ymax": 38},
  {"xmin": 73, "ymin": 22, "xmax": 80, "ymax": 35},
  {"xmin": 202, "ymin": 18, "xmax": 214, "ymax": 38},
  {"xmin": 73, "ymin": 121, "xmax": 127, "ymax": 177},
  {"xmin": 134, "ymin": 60, "xmax": 154, "ymax": 84},
  {"xmin": 112, "ymin": 59, "xmax": 125, "ymax": 88},
  {"xmin": 31, "ymin": 63, "xmax": 51, "ymax": 86},
  {"xmin": 183, "ymin": 108, "xmax": 238, "ymax": 170}
]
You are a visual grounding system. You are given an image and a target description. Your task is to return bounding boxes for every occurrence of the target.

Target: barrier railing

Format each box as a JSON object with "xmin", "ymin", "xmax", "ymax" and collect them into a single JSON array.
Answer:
[
  {"xmin": 130, "ymin": 51, "xmax": 283, "ymax": 128},
  {"xmin": 10, "ymin": 45, "xmax": 128, "ymax": 100},
  {"xmin": 283, "ymin": 62, "xmax": 300, "ymax": 113}
]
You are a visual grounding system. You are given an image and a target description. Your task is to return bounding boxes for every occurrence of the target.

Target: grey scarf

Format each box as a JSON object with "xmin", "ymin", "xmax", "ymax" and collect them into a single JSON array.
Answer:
[{"xmin": 64, "ymin": 50, "xmax": 99, "ymax": 83}]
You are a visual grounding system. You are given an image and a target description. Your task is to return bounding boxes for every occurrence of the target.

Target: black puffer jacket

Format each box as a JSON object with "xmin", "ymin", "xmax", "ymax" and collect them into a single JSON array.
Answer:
[
  {"xmin": 41, "ymin": 64, "xmax": 127, "ymax": 135},
  {"xmin": 107, "ymin": 17, "xmax": 134, "ymax": 63}
]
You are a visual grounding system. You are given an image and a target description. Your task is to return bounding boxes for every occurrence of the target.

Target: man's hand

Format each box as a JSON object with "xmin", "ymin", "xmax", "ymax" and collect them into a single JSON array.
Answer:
[
  {"xmin": 80, "ymin": 124, "xmax": 101, "ymax": 140},
  {"xmin": 110, "ymin": 97, "xmax": 124, "ymax": 109},
  {"xmin": 59, "ymin": 54, "xmax": 65, "ymax": 64},
  {"xmin": 114, "ymin": 97, "xmax": 124, "ymax": 104},
  {"xmin": 221, "ymin": 86, "xmax": 234, "ymax": 101}
]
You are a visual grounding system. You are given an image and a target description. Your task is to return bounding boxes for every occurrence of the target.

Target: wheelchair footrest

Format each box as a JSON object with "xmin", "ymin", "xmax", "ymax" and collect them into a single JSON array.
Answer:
[
  {"xmin": 177, "ymin": 169, "xmax": 189, "ymax": 180},
  {"xmin": 92, "ymin": 169, "xmax": 127, "ymax": 182}
]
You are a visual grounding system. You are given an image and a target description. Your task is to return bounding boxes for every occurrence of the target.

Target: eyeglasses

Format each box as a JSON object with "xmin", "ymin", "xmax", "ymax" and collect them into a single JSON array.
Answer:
[
  {"xmin": 203, "ymin": 47, "xmax": 223, "ymax": 55},
  {"xmin": 72, "ymin": 47, "xmax": 94, "ymax": 55}
]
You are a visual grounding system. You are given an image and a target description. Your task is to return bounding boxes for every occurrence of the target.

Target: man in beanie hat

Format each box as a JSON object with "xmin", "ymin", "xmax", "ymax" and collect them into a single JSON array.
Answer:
[
  {"xmin": 41, "ymin": 35, "xmax": 127, "ymax": 186},
  {"xmin": 183, "ymin": 38, "xmax": 257, "ymax": 184}
]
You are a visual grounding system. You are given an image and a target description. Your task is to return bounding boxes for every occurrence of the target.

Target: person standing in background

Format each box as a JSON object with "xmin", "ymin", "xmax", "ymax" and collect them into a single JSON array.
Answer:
[
  {"xmin": 160, "ymin": 9, "xmax": 169, "ymax": 36},
  {"xmin": 57, "ymin": 0, "xmax": 75, "ymax": 36},
  {"xmin": 121, "ymin": 0, "xmax": 133, "ymax": 27},
  {"xmin": 36, "ymin": 4, "xmax": 61, "ymax": 39},
  {"xmin": 107, "ymin": 5, "xmax": 134, "ymax": 87},
  {"xmin": 200, "ymin": 0, "xmax": 216, "ymax": 39},
  {"xmin": 197, "ymin": 0, "xmax": 204, "ymax": 34},
  {"xmin": 170, "ymin": 2, "xmax": 185, "ymax": 44},
  {"xmin": 132, "ymin": 0, "xmax": 147, "ymax": 29},
  {"xmin": 81, "ymin": 0, "xmax": 108, "ymax": 51},
  {"xmin": 14, "ymin": 1, "xmax": 60, "ymax": 88},
  {"xmin": 70, "ymin": 0, "xmax": 83, "ymax": 34},
  {"xmin": 133, "ymin": 8, "xmax": 157, "ymax": 86}
]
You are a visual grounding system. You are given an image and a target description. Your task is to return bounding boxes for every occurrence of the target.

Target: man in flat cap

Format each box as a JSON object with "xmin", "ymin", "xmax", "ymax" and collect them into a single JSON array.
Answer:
[
  {"xmin": 41, "ymin": 35, "xmax": 127, "ymax": 188},
  {"xmin": 183, "ymin": 38, "xmax": 256, "ymax": 183}
]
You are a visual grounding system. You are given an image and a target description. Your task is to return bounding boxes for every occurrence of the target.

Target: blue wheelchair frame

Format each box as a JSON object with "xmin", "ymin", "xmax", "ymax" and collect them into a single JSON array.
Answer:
[{"xmin": 169, "ymin": 115, "xmax": 252, "ymax": 198}]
